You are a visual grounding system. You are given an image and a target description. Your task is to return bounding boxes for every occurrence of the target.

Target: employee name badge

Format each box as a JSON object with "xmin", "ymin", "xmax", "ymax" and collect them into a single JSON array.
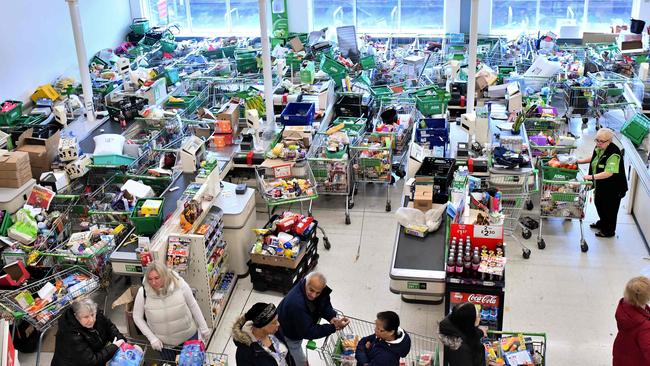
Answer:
[{"xmin": 273, "ymin": 164, "xmax": 293, "ymax": 179}]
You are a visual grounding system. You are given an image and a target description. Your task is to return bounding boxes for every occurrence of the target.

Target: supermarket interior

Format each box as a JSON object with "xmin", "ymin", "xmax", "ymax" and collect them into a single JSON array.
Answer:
[{"xmin": 1, "ymin": 0, "xmax": 650, "ymax": 365}]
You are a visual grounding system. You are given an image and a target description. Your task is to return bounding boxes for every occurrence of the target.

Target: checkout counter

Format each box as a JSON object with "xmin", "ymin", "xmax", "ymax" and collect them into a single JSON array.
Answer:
[{"xmin": 621, "ymin": 135, "xmax": 650, "ymax": 244}]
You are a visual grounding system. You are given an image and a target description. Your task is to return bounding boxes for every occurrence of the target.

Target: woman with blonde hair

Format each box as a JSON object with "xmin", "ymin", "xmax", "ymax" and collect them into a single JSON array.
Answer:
[
  {"xmin": 612, "ymin": 276, "xmax": 650, "ymax": 365},
  {"xmin": 133, "ymin": 262, "xmax": 210, "ymax": 360}
]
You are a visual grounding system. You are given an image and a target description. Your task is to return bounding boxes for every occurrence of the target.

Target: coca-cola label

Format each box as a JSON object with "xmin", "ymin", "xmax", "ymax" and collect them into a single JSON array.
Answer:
[{"xmin": 450, "ymin": 291, "xmax": 500, "ymax": 307}]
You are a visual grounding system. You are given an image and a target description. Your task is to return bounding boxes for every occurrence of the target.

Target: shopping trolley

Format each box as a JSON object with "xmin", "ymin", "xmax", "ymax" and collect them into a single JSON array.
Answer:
[
  {"xmin": 307, "ymin": 133, "xmax": 358, "ymax": 225},
  {"xmin": 313, "ymin": 313, "xmax": 440, "ymax": 366},
  {"xmin": 538, "ymin": 160, "xmax": 592, "ymax": 252},
  {"xmin": 562, "ymin": 80, "xmax": 594, "ymax": 125},
  {"xmin": 487, "ymin": 173, "xmax": 536, "ymax": 259},
  {"xmin": 485, "ymin": 331, "xmax": 547, "ymax": 366},
  {"xmin": 123, "ymin": 338, "xmax": 228, "ymax": 365},
  {"xmin": 589, "ymin": 71, "xmax": 636, "ymax": 130},
  {"xmin": 350, "ymin": 132, "xmax": 394, "ymax": 212}
]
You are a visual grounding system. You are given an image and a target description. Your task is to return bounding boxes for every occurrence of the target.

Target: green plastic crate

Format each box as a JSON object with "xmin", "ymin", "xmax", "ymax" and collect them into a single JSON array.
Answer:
[
  {"xmin": 165, "ymin": 95, "xmax": 199, "ymax": 111},
  {"xmin": 286, "ymin": 53, "xmax": 303, "ymax": 69},
  {"xmin": 325, "ymin": 146, "xmax": 347, "ymax": 159},
  {"xmin": 130, "ymin": 198, "xmax": 165, "ymax": 236},
  {"xmin": 130, "ymin": 18, "xmax": 150, "ymax": 35},
  {"xmin": 0, "ymin": 101, "xmax": 23, "ymax": 126},
  {"xmin": 332, "ymin": 117, "xmax": 367, "ymax": 136},
  {"xmin": 160, "ymin": 39, "xmax": 177, "ymax": 53},
  {"xmin": 540, "ymin": 160, "xmax": 579, "ymax": 181},
  {"xmin": 360, "ymin": 55, "xmax": 376, "ymax": 70},
  {"xmin": 93, "ymin": 154, "xmax": 137, "ymax": 166},
  {"xmin": 163, "ymin": 68, "xmax": 180, "ymax": 86},
  {"xmin": 320, "ymin": 56, "xmax": 347, "ymax": 76},
  {"xmin": 551, "ymin": 192, "xmax": 578, "ymax": 202},
  {"xmin": 621, "ymin": 113, "xmax": 650, "ymax": 145},
  {"xmin": 415, "ymin": 95, "xmax": 448, "ymax": 116}
]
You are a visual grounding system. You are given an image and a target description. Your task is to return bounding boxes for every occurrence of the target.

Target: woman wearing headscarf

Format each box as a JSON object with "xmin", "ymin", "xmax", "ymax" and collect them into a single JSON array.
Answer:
[
  {"xmin": 578, "ymin": 127, "xmax": 627, "ymax": 238},
  {"xmin": 438, "ymin": 302, "xmax": 486, "ymax": 366},
  {"xmin": 232, "ymin": 302, "xmax": 296, "ymax": 366}
]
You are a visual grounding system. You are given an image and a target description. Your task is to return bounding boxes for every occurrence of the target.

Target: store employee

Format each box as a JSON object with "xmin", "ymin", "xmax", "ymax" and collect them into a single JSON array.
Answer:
[{"xmin": 578, "ymin": 128, "xmax": 627, "ymax": 238}]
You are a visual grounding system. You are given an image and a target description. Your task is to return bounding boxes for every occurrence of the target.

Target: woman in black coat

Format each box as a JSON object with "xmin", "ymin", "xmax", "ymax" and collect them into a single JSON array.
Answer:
[
  {"xmin": 51, "ymin": 298, "xmax": 126, "ymax": 366},
  {"xmin": 232, "ymin": 302, "xmax": 296, "ymax": 366},
  {"xmin": 438, "ymin": 302, "xmax": 486, "ymax": 366}
]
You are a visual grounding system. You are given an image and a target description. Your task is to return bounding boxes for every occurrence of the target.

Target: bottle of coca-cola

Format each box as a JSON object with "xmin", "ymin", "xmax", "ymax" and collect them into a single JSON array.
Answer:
[
  {"xmin": 471, "ymin": 251, "xmax": 481, "ymax": 279},
  {"xmin": 455, "ymin": 254, "xmax": 464, "ymax": 277},
  {"xmin": 466, "ymin": 235, "xmax": 472, "ymax": 249},
  {"xmin": 446, "ymin": 255, "xmax": 456, "ymax": 276},
  {"xmin": 463, "ymin": 250, "xmax": 472, "ymax": 278}
]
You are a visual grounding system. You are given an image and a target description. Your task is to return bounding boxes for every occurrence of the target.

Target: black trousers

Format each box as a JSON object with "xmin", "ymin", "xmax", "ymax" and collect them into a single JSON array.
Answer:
[{"xmin": 594, "ymin": 188, "xmax": 622, "ymax": 235}]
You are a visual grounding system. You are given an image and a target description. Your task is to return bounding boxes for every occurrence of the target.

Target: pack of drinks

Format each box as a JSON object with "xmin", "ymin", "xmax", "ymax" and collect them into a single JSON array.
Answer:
[{"xmin": 446, "ymin": 236, "xmax": 505, "ymax": 281}]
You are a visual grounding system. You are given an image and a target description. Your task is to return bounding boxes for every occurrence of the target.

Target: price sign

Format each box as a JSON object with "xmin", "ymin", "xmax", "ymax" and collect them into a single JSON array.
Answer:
[
  {"xmin": 473, "ymin": 225, "xmax": 503, "ymax": 240},
  {"xmin": 273, "ymin": 164, "xmax": 293, "ymax": 179}
]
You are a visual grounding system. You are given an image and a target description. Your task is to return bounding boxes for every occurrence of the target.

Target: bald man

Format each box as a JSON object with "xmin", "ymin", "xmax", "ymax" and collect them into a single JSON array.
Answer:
[
  {"xmin": 578, "ymin": 128, "xmax": 627, "ymax": 238},
  {"xmin": 277, "ymin": 272, "xmax": 349, "ymax": 365}
]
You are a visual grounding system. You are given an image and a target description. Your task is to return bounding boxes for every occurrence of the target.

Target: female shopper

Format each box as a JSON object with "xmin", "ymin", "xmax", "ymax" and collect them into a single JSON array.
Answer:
[
  {"xmin": 133, "ymin": 262, "xmax": 210, "ymax": 360},
  {"xmin": 578, "ymin": 127, "xmax": 627, "ymax": 238},
  {"xmin": 51, "ymin": 298, "xmax": 125, "ymax": 366},
  {"xmin": 355, "ymin": 311, "xmax": 411, "ymax": 365},
  {"xmin": 438, "ymin": 302, "xmax": 486, "ymax": 366},
  {"xmin": 232, "ymin": 302, "xmax": 295, "ymax": 366},
  {"xmin": 613, "ymin": 276, "xmax": 650, "ymax": 365}
]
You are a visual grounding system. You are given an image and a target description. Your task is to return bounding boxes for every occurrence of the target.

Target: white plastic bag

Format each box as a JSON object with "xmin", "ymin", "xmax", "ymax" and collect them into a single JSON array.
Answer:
[
  {"xmin": 425, "ymin": 203, "xmax": 448, "ymax": 232},
  {"xmin": 395, "ymin": 207, "xmax": 426, "ymax": 227}
]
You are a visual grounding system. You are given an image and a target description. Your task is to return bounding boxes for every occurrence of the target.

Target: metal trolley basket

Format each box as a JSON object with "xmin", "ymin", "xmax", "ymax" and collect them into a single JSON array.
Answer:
[
  {"xmin": 538, "ymin": 161, "xmax": 592, "ymax": 252},
  {"xmin": 314, "ymin": 314, "xmax": 440, "ymax": 366},
  {"xmin": 350, "ymin": 132, "xmax": 395, "ymax": 212},
  {"xmin": 487, "ymin": 173, "xmax": 537, "ymax": 259},
  {"xmin": 307, "ymin": 133, "xmax": 357, "ymax": 225},
  {"xmin": 123, "ymin": 338, "xmax": 228, "ymax": 366}
]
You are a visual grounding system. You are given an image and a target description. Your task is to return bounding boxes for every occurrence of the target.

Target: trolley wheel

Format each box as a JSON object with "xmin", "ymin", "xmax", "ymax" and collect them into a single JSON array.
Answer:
[
  {"xmin": 522, "ymin": 248, "xmax": 531, "ymax": 259},
  {"xmin": 538, "ymin": 238, "xmax": 546, "ymax": 250},
  {"xmin": 563, "ymin": 114, "xmax": 570, "ymax": 123},
  {"xmin": 522, "ymin": 228, "xmax": 532, "ymax": 240},
  {"xmin": 386, "ymin": 202, "xmax": 392, "ymax": 212},
  {"xmin": 396, "ymin": 168, "xmax": 406, "ymax": 178},
  {"xmin": 323, "ymin": 237, "xmax": 331, "ymax": 250},
  {"xmin": 525, "ymin": 200, "xmax": 534, "ymax": 210},
  {"xmin": 580, "ymin": 240, "xmax": 588, "ymax": 253},
  {"xmin": 345, "ymin": 214, "xmax": 351, "ymax": 225},
  {"xmin": 582, "ymin": 117, "xmax": 589, "ymax": 125}
]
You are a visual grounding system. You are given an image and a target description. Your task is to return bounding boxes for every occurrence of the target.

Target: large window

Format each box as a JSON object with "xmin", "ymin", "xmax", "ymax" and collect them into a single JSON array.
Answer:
[
  {"xmin": 491, "ymin": 0, "xmax": 633, "ymax": 36},
  {"xmin": 145, "ymin": 0, "xmax": 261, "ymax": 35},
  {"xmin": 312, "ymin": 0, "xmax": 445, "ymax": 34}
]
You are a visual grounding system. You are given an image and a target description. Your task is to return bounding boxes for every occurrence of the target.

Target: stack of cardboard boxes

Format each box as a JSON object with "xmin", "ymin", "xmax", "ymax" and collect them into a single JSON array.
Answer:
[{"xmin": 0, "ymin": 151, "xmax": 32, "ymax": 188}]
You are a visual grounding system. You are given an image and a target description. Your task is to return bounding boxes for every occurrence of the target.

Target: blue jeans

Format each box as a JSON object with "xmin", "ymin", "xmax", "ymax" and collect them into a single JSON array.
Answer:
[
  {"xmin": 285, "ymin": 337, "xmax": 308, "ymax": 365},
  {"xmin": 160, "ymin": 332, "xmax": 198, "ymax": 361}
]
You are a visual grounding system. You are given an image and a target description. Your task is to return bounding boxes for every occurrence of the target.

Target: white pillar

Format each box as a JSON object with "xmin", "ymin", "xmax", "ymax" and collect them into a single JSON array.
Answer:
[
  {"xmin": 66, "ymin": 0, "xmax": 95, "ymax": 122},
  {"xmin": 466, "ymin": 0, "xmax": 480, "ymax": 114},
  {"xmin": 258, "ymin": 0, "xmax": 275, "ymax": 125}
]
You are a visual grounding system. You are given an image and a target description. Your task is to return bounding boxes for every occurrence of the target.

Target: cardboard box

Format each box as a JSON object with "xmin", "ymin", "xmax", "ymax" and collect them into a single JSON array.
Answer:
[
  {"xmin": 217, "ymin": 103, "xmax": 240, "ymax": 135},
  {"xmin": 112, "ymin": 286, "xmax": 146, "ymax": 339},
  {"xmin": 413, "ymin": 184, "xmax": 433, "ymax": 212},
  {"xmin": 0, "ymin": 152, "xmax": 32, "ymax": 188},
  {"xmin": 283, "ymin": 126, "xmax": 313, "ymax": 147},
  {"xmin": 618, "ymin": 39, "xmax": 644, "ymax": 50},
  {"xmin": 16, "ymin": 128, "xmax": 61, "ymax": 178},
  {"xmin": 582, "ymin": 32, "xmax": 617, "ymax": 45}
]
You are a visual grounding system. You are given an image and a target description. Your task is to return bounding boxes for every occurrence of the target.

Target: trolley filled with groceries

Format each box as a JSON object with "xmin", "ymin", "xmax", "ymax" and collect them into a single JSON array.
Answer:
[
  {"xmin": 484, "ymin": 331, "xmax": 547, "ymax": 366},
  {"xmin": 313, "ymin": 312, "xmax": 440, "ymax": 366}
]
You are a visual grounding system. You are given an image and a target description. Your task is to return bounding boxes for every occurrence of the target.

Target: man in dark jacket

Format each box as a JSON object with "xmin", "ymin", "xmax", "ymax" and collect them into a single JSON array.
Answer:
[
  {"xmin": 51, "ymin": 298, "xmax": 126, "ymax": 366},
  {"xmin": 277, "ymin": 272, "xmax": 349, "ymax": 365},
  {"xmin": 355, "ymin": 311, "xmax": 411, "ymax": 365}
]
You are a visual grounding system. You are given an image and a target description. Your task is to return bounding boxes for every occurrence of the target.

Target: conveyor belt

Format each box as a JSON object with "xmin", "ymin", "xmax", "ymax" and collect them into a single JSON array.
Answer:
[{"xmin": 78, "ymin": 119, "xmax": 126, "ymax": 154}]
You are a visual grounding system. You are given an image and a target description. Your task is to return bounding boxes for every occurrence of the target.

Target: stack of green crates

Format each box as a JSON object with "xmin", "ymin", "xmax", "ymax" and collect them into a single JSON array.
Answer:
[
  {"xmin": 621, "ymin": 113, "xmax": 650, "ymax": 146},
  {"xmin": 320, "ymin": 56, "xmax": 348, "ymax": 88},
  {"xmin": 412, "ymin": 87, "xmax": 450, "ymax": 116},
  {"xmin": 235, "ymin": 49, "xmax": 259, "ymax": 74},
  {"xmin": 130, "ymin": 198, "xmax": 165, "ymax": 236}
]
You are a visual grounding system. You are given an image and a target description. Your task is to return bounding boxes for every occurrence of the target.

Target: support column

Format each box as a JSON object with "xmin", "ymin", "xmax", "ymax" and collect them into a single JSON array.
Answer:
[
  {"xmin": 466, "ymin": 0, "xmax": 480, "ymax": 114},
  {"xmin": 258, "ymin": 0, "xmax": 275, "ymax": 125},
  {"xmin": 66, "ymin": 0, "xmax": 95, "ymax": 122}
]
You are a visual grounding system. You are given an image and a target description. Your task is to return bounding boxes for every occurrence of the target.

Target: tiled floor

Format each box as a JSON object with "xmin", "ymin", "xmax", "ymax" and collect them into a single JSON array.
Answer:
[{"xmin": 17, "ymin": 112, "xmax": 650, "ymax": 366}]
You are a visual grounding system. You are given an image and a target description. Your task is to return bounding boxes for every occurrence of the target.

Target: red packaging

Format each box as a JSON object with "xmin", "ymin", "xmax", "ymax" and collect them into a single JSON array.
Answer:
[
  {"xmin": 276, "ymin": 215, "xmax": 299, "ymax": 232},
  {"xmin": 293, "ymin": 216, "xmax": 314, "ymax": 236}
]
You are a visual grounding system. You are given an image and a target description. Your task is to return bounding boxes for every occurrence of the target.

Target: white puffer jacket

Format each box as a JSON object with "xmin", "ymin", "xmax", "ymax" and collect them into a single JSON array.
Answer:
[{"xmin": 132, "ymin": 272, "xmax": 207, "ymax": 346}]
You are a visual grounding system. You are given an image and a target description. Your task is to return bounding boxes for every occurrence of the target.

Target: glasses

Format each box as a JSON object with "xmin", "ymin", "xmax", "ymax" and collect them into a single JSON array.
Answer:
[{"xmin": 594, "ymin": 138, "xmax": 610, "ymax": 144}]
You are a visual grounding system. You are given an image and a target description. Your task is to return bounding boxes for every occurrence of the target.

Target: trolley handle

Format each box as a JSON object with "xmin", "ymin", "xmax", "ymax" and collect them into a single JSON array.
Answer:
[{"xmin": 542, "ymin": 179, "xmax": 592, "ymax": 186}]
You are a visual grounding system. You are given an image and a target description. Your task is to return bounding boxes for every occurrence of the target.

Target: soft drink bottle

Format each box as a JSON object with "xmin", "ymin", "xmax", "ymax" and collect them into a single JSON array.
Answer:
[
  {"xmin": 446, "ymin": 256, "xmax": 456, "ymax": 276},
  {"xmin": 455, "ymin": 254, "xmax": 464, "ymax": 276},
  {"xmin": 463, "ymin": 250, "xmax": 472, "ymax": 278},
  {"xmin": 471, "ymin": 252, "xmax": 481, "ymax": 279}
]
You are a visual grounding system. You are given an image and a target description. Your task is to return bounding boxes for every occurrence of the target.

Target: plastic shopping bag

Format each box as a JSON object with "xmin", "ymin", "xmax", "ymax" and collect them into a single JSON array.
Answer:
[
  {"xmin": 109, "ymin": 343, "xmax": 144, "ymax": 366},
  {"xmin": 178, "ymin": 339, "xmax": 206, "ymax": 366}
]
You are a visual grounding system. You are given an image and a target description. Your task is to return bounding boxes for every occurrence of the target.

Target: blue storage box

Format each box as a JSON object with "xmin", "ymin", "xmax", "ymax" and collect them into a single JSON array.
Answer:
[
  {"xmin": 419, "ymin": 116, "xmax": 447, "ymax": 129},
  {"xmin": 416, "ymin": 127, "xmax": 449, "ymax": 140},
  {"xmin": 280, "ymin": 102, "xmax": 315, "ymax": 126}
]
